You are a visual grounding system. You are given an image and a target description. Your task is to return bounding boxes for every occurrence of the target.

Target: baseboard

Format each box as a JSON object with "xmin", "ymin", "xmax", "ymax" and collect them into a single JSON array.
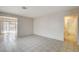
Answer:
[
  {"xmin": 18, "ymin": 34, "xmax": 34, "ymax": 38},
  {"xmin": 34, "ymin": 34, "xmax": 64, "ymax": 42}
]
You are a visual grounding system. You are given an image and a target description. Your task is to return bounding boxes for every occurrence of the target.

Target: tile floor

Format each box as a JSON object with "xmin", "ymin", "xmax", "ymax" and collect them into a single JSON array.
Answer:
[{"xmin": 0, "ymin": 35, "xmax": 64, "ymax": 52}]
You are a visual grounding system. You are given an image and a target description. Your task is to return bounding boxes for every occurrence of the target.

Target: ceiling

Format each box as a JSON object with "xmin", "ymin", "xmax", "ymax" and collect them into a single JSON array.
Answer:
[{"xmin": 0, "ymin": 6, "xmax": 78, "ymax": 18}]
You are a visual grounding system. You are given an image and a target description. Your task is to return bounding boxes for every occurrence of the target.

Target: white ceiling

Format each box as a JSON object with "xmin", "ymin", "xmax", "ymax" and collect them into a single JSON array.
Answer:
[{"xmin": 0, "ymin": 6, "xmax": 78, "ymax": 18}]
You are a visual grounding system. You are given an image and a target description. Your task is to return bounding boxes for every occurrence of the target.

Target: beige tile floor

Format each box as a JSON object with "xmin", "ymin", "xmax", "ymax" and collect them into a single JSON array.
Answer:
[
  {"xmin": 0, "ymin": 34, "xmax": 65, "ymax": 52},
  {"xmin": 0, "ymin": 34, "xmax": 79, "ymax": 52}
]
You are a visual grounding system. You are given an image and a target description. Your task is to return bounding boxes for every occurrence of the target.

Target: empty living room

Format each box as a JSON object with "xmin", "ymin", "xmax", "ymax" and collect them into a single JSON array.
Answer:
[{"xmin": 0, "ymin": 6, "xmax": 79, "ymax": 52}]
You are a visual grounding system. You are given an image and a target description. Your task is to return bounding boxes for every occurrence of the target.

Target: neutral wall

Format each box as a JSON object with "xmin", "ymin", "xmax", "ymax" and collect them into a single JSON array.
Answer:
[
  {"xmin": 77, "ymin": 17, "xmax": 79, "ymax": 44},
  {"xmin": 0, "ymin": 12, "xmax": 33, "ymax": 37},
  {"xmin": 33, "ymin": 11, "xmax": 69, "ymax": 41},
  {"xmin": 17, "ymin": 16, "xmax": 33, "ymax": 37}
]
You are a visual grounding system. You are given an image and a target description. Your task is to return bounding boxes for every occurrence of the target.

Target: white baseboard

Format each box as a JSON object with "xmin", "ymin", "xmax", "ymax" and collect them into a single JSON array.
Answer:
[{"xmin": 34, "ymin": 34, "xmax": 64, "ymax": 42}]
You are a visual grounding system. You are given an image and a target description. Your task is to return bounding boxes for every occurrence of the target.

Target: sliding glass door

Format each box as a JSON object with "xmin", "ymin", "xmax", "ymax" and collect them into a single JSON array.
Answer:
[{"xmin": 0, "ymin": 16, "xmax": 17, "ymax": 51}]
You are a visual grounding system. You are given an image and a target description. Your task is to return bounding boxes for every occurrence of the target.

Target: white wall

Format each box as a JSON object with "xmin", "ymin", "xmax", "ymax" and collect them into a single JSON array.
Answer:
[
  {"xmin": 34, "ymin": 12, "xmax": 68, "ymax": 41},
  {"xmin": 18, "ymin": 17, "xmax": 33, "ymax": 37},
  {"xmin": 0, "ymin": 12, "xmax": 33, "ymax": 37}
]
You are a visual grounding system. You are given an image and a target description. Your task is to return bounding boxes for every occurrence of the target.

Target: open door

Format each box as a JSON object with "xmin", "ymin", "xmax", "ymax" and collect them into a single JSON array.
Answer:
[{"xmin": 64, "ymin": 16, "xmax": 78, "ymax": 51}]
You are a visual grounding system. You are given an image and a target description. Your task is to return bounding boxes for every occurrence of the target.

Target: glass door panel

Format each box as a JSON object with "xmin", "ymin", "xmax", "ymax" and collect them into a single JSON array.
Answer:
[{"xmin": 0, "ymin": 16, "xmax": 17, "ymax": 51}]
